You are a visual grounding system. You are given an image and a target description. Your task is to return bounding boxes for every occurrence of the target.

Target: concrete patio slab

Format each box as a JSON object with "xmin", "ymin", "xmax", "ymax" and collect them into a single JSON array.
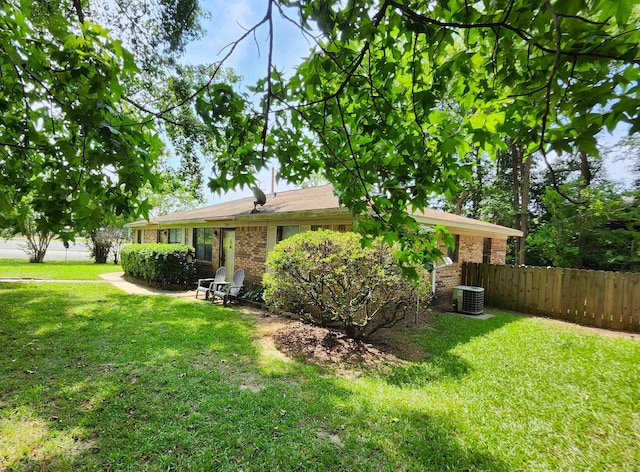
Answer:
[{"xmin": 444, "ymin": 312, "xmax": 495, "ymax": 320}]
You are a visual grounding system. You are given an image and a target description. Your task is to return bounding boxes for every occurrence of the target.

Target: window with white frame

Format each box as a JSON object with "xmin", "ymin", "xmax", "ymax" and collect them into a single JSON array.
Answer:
[{"xmin": 168, "ymin": 228, "xmax": 183, "ymax": 244}]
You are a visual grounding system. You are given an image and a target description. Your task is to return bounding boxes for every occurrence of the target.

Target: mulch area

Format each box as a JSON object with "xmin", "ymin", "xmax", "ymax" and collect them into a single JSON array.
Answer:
[{"xmin": 266, "ymin": 312, "xmax": 430, "ymax": 369}]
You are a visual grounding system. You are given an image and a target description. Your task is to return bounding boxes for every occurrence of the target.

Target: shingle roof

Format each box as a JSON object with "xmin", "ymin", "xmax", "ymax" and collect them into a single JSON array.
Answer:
[
  {"xmin": 128, "ymin": 185, "xmax": 522, "ymax": 237},
  {"xmin": 134, "ymin": 185, "xmax": 342, "ymax": 224}
]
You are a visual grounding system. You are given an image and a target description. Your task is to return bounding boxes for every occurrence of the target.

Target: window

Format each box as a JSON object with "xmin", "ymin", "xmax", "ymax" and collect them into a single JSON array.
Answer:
[
  {"xmin": 136, "ymin": 230, "xmax": 142, "ymax": 244},
  {"xmin": 447, "ymin": 235, "xmax": 459, "ymax": 263},
  {"xmin": 482, "ymin": 238, "xmax": 492, "ymax": 264},
  {"xmin": 193, "ymin": 228, "xmax": 213, "ymax": 261},
  {"xmin": 168, "ymin": 228, "xmax": 183, "ymax": 244},
  {"xmin": 311, "ymin": 224, "xmax": 349, "ymax": 232},
  {"xmin": 277, "ymin": 225, "xmax": 299, "ymax": 242}
]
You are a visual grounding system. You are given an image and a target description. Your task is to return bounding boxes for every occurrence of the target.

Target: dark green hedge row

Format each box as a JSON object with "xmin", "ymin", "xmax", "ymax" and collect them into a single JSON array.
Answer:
[{"xmin": 121, "ymin": 244, "xmax": 196, "ymax": 287}]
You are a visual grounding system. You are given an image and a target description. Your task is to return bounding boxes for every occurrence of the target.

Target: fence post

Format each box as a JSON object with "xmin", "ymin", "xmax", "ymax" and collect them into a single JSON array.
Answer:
[
  {"xmin": 584, "ymin": 270, "xmax": 597, "ymax": 326},
  {"xmin": 630, "ymin": 274, "xmax": 640, "ymax": 332},
  {"xmin": 593, "ymin": 271, "xmax": 606, "ymax": 328}
]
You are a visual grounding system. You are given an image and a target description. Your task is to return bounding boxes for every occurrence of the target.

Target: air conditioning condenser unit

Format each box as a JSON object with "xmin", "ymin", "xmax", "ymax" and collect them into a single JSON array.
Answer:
[{"xmin": 452, "ymin": 285, "xmax": 484, "ymax": 315}]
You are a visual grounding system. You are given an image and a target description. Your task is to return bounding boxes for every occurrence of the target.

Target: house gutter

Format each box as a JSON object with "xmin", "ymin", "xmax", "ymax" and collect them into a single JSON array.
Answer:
[
  {"xmin": 125, "ymin": 221, "xmax": 161, "ymax": 228},
  {"xmin": 232, "ymin": 208, "xmax": 350, "ymax": 222},
  {"xmin": 412, "ymin": 215, "xmax": 523, "ymax": 238}
]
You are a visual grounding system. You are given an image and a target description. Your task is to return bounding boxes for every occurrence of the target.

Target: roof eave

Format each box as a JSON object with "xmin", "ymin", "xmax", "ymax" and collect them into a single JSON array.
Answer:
[
  {"xmin": 125, "ymin": 221, "xmax": 159, "ymax": 228},
  {"xmin": 233, "ymin": 208, "xmax": 350, "ymax": 222},
  {"xmin": 413, "ymin": 215, "xmax": 523, "ymax": 238}
]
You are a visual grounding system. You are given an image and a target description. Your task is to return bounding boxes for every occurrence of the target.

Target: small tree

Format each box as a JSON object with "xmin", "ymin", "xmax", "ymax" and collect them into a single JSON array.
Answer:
[
  {"xmin": 21, "ymin": 229, "xmax": 55, "ymax": 263},
  {"xmin": 2, "ymin": 200, "xmax": 55, "ymax": 263},
  {"xmin": 263, "ymin": 230, "xmax": 432, "ymax": 339},
  {"xmin": 109, "ymin": 229, "xmax": 128, "ymax": 264},
  {"xmin": 88, "ymin": 229, "xmax": 113, "ymax": 264},
  {"xmin": 86, "ymin": 227, "xmax": 128, "ymax": 264}
]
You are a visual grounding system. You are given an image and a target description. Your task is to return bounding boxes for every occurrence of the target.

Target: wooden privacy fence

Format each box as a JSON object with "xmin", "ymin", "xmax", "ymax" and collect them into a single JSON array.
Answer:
[{"xmin": 462, "ymin": 263, "xmax": 640, "ymax": 332}]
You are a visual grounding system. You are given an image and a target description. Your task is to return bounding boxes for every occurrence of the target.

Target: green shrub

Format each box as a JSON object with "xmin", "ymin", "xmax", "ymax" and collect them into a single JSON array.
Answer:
[
  {"xmin": 263, "ymin": 230, "xmax": 431, "ymax": 339},
  {"xmin": 120, "ymin": 244, "xmax": 196, "ymax": 287}
]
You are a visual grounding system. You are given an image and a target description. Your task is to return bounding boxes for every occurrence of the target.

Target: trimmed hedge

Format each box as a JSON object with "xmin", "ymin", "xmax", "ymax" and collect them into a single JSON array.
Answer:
[
  {"xmin": 120, "ymin": 244, "xmax": 196, "ymax": 287},
  {"xmin": 263, "ymin": 230, "xmax": 432, "ymax": 339}
]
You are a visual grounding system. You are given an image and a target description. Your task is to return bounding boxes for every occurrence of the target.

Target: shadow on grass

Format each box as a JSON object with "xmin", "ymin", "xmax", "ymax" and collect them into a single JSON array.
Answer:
[
  {"xmin": 382, "ymin": 312, "xmax": 518, "ymax": 387},
  {"xmin": 1, "ymin": 284, "xmax": 511, "ymax": 471},
  {"xmin": 0, "ymin": 258, "xmax": 122, "ymax": 280},
  {"xmin": 0, "ymin": 283, "xmax": 257, "ymax": 469}
]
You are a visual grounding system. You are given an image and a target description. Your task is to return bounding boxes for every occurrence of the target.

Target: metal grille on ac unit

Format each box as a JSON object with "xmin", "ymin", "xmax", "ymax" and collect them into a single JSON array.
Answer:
[{"xmin": 452, "ymin": 285, "xmax": 484, "ymax": 315}]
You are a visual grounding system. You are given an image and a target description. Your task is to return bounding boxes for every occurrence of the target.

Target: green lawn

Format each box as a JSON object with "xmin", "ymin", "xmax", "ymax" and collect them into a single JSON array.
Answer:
[
  {"xmin": 0, "ymin": 259, "xmax": 122, "ymax": 280},
  {"xmin": 1, "ymin": 283, "xmax": 639, "ymax": 471}
]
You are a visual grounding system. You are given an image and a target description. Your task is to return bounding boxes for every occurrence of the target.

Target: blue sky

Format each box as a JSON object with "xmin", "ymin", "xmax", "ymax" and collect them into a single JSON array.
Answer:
[
  {"xmin": 183, "ymin": 1, "xmax": 634, "ymax": 205},
  {"xmin": 183, "ymin": 0, "xmax": 312, "ymax": 204}
]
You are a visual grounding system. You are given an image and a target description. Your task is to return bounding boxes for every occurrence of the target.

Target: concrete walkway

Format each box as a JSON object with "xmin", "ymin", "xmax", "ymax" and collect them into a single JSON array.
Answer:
[
  {"xmin": 0, "ymin": 272, "xmax": 198, "ymax": 299},
  {"xmin": 0, "ymin": 278, "xmax": 104, "ymax": 283},
  {"xmin": 98, "ymin": 272, "xmax": 198, "ymax": 298}
]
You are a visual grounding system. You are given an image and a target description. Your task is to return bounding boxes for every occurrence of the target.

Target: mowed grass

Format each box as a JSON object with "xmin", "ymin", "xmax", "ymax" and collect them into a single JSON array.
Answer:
[
  {"xmin": 1, "ymin": 283, "xmax": 639, "ymax": 471},
  {"xmin": 0, "ymin": 259, "xmax": 122, "ymax": 280}
]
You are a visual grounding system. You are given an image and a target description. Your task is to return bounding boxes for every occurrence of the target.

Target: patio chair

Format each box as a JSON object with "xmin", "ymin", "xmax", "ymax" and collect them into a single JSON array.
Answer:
[
  {"xmin": 211, "ymin": 269, "xmax": 245, "ymax": 306},
  {"xmin": 195, "ymin": 267, "xmax": 227, "ymax": 300}
]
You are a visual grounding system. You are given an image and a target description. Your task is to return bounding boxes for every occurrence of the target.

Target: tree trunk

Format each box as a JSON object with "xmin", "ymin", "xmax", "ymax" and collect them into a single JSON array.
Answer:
[
  {"xmin": 508, "ymin": 141, "xmax": 531, "ymax": 265},
  {"xmin": 470, "ymin": 150, "xmax": 484, "ymax": 219},
  {"xmin": 30, "ymin": 247, "xmax": 47, "ymax": 263},
  {"xmin": 24, "ymin": 222, "xmax": 53, "ymax": 263},
  {"xmin": 453, "ymin": 190, "xmax": 469, "ymax": 215},
  {"xmin": 579, "ymin": 150, "xmax": 592, "ymax": 188},
  {"xmin": 518, "ymin": 151, "xmax": 531, "ymax": 265},
  {"xmin": 576, "ymin": 150, "xmax": 592, "ymax": 268},
  {"xmin": 92, "ymin": 240, "xmax": 111, "ymax": 263}
]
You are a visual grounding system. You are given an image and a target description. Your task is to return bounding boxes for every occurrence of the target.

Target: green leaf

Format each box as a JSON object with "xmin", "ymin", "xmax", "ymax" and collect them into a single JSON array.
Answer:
[
  {"xmin": 575, "ymin": 135, "xmax": 599, "ymax": 157},
  {"xmin": 469, "ymin": 112, "xmax": 485, "ymax": 129},
  {"xmin": 616, "ymin": 0, "xmax": 632, "ymax": 25}
]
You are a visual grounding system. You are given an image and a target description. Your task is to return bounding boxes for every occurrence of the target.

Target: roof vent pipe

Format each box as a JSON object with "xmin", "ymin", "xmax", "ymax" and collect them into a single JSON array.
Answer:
[{"xmin": 271, "ymin": 168, "xmax": 275, "ymax": 195}]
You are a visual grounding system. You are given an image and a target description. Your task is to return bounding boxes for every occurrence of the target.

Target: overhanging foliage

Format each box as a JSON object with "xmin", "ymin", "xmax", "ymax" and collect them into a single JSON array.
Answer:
[
  {"xmin": 203, "ymin": 0, "xmax": 640, "ymax": 268},
  {"xmin": 0, "ymin": 0, "xmax": 162, "ymax": 237}
]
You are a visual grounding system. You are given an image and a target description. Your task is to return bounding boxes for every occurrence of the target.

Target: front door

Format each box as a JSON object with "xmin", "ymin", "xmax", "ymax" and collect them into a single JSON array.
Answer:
[{"xmin": 220, "ymin": 229, "xmax": 235, "ymax": 279}]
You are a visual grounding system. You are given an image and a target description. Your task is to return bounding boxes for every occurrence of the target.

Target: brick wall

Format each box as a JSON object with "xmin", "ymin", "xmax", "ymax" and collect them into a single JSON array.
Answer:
[
  {"xmin": 234, "ymin": 226, "xmax": 268, "ymax": 285},
  {"xmin": 143, "ymin": 229, "xmax": 158, "ymax": 243},
  {"xmin": 458, "ymin": 235, "xmax": 483, "ymax": 263},
  {"xmin": 489, "ymin": 238, "xmax": 506, "ymax": 264},
  {"xmin": 432, "ymin": 265, "xmax": 462, "ymax": 308},
  {"xmin": 431, "ymin": 235, "xmax": 508, "ymax": 308},
  {"xmin": 211, "ymin": 231, "xmax": 220, "ymax": 270}
]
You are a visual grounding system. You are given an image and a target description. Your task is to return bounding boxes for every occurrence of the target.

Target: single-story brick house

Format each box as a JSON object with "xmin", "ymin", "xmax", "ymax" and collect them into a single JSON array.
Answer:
[{"xmin": 126, "ymin": 185, "xmax": 522, "ymax": 304}]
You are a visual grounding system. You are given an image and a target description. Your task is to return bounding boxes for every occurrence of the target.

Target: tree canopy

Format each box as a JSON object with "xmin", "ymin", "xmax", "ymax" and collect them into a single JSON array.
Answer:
[
  {"xmin": 2, "ymin": 0, "xmax": 639, "ymax": 269},
  {"xmin": 0, "ymin": 0, "xmax": 163, "ymax": 239},
  {"xmin": 205, "ymin": 0, "xmax": 640, "ymax": 268},
  {"xmin": 0, "ymin": 0, "xmax": 212, "ymax": 244}
]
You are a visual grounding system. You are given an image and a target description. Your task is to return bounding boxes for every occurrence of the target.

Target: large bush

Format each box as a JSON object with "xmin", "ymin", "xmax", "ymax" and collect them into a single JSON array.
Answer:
[
  {"xmin": 263, "ymin": 230, "xmax": 431, "ymax": 339},
  {"xmin": 121, "ymin": 244, "xmax": 196, "ymax": 287}
]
